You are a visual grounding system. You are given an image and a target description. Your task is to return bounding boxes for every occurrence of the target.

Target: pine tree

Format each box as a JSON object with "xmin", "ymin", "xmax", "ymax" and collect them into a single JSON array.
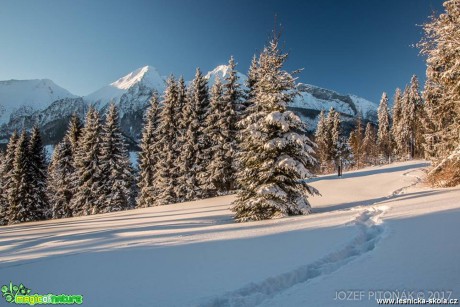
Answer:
[
  {"xmin": 232, "ymin": 35, "xmax": 319, "ymax": 222},
  {"xmin": 29, "ymin": 127, "xmax": 50, "ymax": 219},
  {"xmin": 99, "ymin": 103, "xmax": 134, "ymax": 212},
  {"xmin": 362, "ymin": 123, "xmax": 378, "ymax": 164},
  {"xmin": 71, "ymin": 107, "xmax": 104, "ymax": 215},
  {"xmin": 137, "ymin": 93, "xmax": 161, "ymax": 208},
  {"xmin": 154, "ymin": 76, "xmax": 178, "ymax": 205},
  {"xmin": 7, "ymin": 131, "xmax": 44, "ymax": 224},
  {"xmin": 0, "ymin": 132, "xmax": 18, "ymax": 225},
  {"xmin": 419, "ymin": 0, "xmax": 460, "ymax": 186},
  {"xmin": 377, "ymin": 92, "xmax": 392, "ymax": 162}
]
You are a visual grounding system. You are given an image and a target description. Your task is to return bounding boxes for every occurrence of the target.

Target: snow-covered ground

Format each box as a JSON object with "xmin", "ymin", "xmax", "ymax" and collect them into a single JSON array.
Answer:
[{"xmin": 1, "ymin": 160, "xmax": 459, "ymax": 306}]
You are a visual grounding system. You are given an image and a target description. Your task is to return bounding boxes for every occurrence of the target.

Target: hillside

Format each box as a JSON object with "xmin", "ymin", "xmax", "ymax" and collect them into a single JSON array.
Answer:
[{"xmin": 1, "ymin": 160, "xmax": 458, "ymax": 306}]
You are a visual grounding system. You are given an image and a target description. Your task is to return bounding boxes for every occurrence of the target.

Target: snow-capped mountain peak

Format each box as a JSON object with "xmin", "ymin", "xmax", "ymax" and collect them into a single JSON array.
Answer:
[
  {"xmin": 0, "ymin": 79, "xmax": 77, "ymax": 124},
  {"xmin": 205, "ymin": 64, "xmax": 248, "ymax": 85},
  {"xmin": 85, "ymin": 66, "xmax": 165, "ymax": 107},
  {"xmin": 110, "ymin": 66, "xmax": 163, "ymax": 90}
]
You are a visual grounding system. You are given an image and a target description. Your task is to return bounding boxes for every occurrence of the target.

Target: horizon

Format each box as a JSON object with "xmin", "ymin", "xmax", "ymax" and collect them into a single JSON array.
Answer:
[{"xmin": 0, "ymin": 0, "xmax": 444, "ymax": 102}]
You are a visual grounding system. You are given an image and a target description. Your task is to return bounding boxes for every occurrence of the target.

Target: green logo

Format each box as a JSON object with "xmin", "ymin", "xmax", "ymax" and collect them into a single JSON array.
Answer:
[{"xmin": 1, "ymin": 282, "xmax": 83, "ymax": 305}]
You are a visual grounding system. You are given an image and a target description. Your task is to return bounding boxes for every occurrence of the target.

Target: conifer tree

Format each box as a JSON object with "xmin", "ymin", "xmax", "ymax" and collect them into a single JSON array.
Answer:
[
  {"xmin": 349, "ymin": 114, "xmax": 364, "ymax": 168},
  {"xmin": 0, "ymin": 132, "xmax": 18, "ymax": 225},
  {"xmin": 203, "ymin": 77, "xmax": 235, "ymax": 194},
  {"xmin": 176, "ymin": 82, "xmax": 201, "ymax": 201},
  {"xmin": 377, "ymin": 92, "xmax": 392, "ymax": 162},
  {"xmin": 71, "ymin": 107, "xmax": 104, "ymax": 215},
  {"xmin": 7, "ymin": 131, "xmax": 44, "ymax": 223},
  {"xmin": 221, "ymin": 56, "xmax": 241, "ymax": 190},
  {"xmin": 48, "ymin": 137, "xmax": 74, "ymax": 218},
  {"xmin": 66, "ymin": 114, "xmax": 83, "ymax": 157},
  {"xmin": 137, "ymin": 93, "xmax": 161, "ymax": 208},
  {"xmin": 315, "ymin": 110, "xmax": 329, "ymax": 168},
  {"xmin": 329, "ymin": 109, "xmax": 343, "ymax": 166},
  {"xmin": 391, "ymin": 88, "xmax": 404, "ymax": 157},
  {"xmin": 419, "ymin": 0, "xmax": 460, "ymax": 185},
  {"xmin": 362, "ymin": 123, "xmax": 378, "ymax": 164},
  {"xmin": 99, "ymin": 103, "xmax": 134, "ymax": 212},
  {"xmin": 29, "ymin": 127, "xmax": 50, "ymax": 219},
  {"xmin": 155, "ymin": 76, "xmax": 178, "ymax": 205},
  {"xmin": 232, "ymin": 35, "xmax": 319, "ymax": 222}
]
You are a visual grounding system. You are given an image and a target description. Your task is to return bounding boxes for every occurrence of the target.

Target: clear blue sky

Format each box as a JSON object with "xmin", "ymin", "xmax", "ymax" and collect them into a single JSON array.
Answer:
[{"xmin": 0, "ymin": 0, "xmax": 443, "ymax": 103}]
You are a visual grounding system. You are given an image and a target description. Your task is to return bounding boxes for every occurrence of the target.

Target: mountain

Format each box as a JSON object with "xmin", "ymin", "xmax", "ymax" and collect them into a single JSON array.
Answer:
[
  {"xmin": 0, "ymin": 79, "xmax": 77, "ymax": 125},
  {"xmin": 0, "ymin": 65, "xmax": 377, "ymax": 147},
  {"xmin": 84, "ymin": 66, "xmax": 165, "ymax": 108}
]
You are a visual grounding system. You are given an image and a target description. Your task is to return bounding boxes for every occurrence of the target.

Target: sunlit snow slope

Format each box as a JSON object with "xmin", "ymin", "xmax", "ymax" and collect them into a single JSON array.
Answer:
[{"xmin": 0, "ymin": 160, "xmax": 459, "ymax": 307}]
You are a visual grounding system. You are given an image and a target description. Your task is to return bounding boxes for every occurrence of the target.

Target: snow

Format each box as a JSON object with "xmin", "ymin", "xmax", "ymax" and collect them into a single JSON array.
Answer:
[
  {"xmin": 0, "ymin": 79, "xmax": 77, "ymax": 124},
  {"xmin": 1, "ymin": 160, "xmax": 458, "ymax": 306},
  {"xmin": 205, "ymin": 65, "xmax": 248, "ymax": 86}
]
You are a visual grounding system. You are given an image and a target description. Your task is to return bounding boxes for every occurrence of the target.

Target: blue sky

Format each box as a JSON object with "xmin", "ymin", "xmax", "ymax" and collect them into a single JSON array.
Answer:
[{"xmin": 0, "ymin": 0, "xmax": 443, "ymax": 103}]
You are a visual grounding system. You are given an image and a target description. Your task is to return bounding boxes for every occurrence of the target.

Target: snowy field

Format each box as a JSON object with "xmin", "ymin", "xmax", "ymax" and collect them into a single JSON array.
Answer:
[{"xmin": 1, "ymin": 160, "xmax": 459, "ymax": 306}]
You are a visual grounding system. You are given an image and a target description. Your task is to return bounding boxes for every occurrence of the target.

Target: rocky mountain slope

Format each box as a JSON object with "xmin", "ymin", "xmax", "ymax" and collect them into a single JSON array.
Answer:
[{"xmin": 0, "ymin": 65, "xmax": 377, "ymax": 146}]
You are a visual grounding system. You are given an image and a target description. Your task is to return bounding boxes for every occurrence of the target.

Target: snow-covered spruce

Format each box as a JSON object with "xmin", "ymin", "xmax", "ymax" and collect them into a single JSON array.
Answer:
[
  {"xmin": 176, "ymin": 68, "xmax": 210, "ymax": 201},
  {"xmin": 137, "ymin": 93, "xmax": 161, "ymax": 208},
  {"xmin": 349, "ymin": 114, "xmax": 364, "ymax": 168},
  {"xmin": 362, "ymin": 122, "xmax": 378, "ymax": 165},
  {"xmin": 419, "ymin": 0, "xmax": 460, "ymax": 186},
  {"xmin": 7, "ymin": 131, "xmax": 46, "ymax": 223},
  {"xmin": 28, "ymin": 127, "xmax": 50, "ymax": 219},
  {"xmin": 48, "ymin": 137, "xmax": 74, "ymax": 218},
  {"xmin": 70, "ymin": 107, "xmax": 104, "ymax": 215},
  {"xmin": 315, "ymin": 110, "xmax": 329, "ymax": 167},
  {"xmin": 98, "ymin": 103, "xmax": 134, "ymax": 212},
  {"xmin": 377, "ymin": 92, "xmax": 392, "ymax": 162},
  {"xmin": 154, "ymin": 76, "xmax": 179, "ymax": 205},
  {"xmin": 232, "ymin": 36, "xmax": 319, "ymax": 222},
  {"xmin": 391, "ymin": 88, "xmax": 404, "ymax": 156},
  {"xmin": 0, "ymin": 132, "xmax": 18, "ymax": 225}
]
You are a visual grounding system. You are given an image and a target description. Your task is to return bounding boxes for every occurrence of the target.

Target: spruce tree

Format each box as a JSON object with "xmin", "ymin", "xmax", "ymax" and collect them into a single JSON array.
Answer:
[
  {"xmin": 391, "ymin": 88, "xmax": 404, "ymax": 157},
  {"xmin": 362, "ymin": 123, "xmax": 378, "ymax": 165},
  {"xmin": 71, "ymin": 107, "xmax": 104, "ymax": 215},
  {"xmin": 154, "ymin": 76, "xmax": 178, "ymax": 205},
  {"xmin": 329, "ymin": 109, "xmax": 342, "ymax": 166},
  {"xmin": 99, "ymin": 103, "xmax": 134, "ymax": 212},
  {"xmin": 315, "ymin": 110, "xmax": 329, "ymax": 168},
  {"xmin": 232, "ymin": 36, "xmax": 319, "ymax": 222},
  {"xmin": 349, "ymin": 114, "xmax": 364, "ymax": 168},
  {"xmin": 29, "ymin": 127, "xmax": 50, "ymax": 219},
  {"xmin": 48, "ymin": 137, "xmax": 74, "ymax": 218},
  {"xmin": 137, "ymin": 93, "xmax": 161, "ymax": 208},
  {"xmin": 203, "ymin": 77, "xmax": 235, "ymax": 195},
  {"xmin": 222, "ymin": 56, "xmax": 242, "ymax": 190},
  {"xmin": 66, "ymin": 114, "xmax": 83, "ymax": 157},
  {"xmin": 0, "ymin": 132, "xmax": 18, "ymax": 225},
  {"xmin": 419, "ymin": 0, "xmax": 460, "ymax": 185},
  {"xmin": 7, "ymin": 131, "xmax": 44, "ymax": 224},
  {"xmin": 377, "ymin": 92, "xmax": 392, "ymax": 162}
]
